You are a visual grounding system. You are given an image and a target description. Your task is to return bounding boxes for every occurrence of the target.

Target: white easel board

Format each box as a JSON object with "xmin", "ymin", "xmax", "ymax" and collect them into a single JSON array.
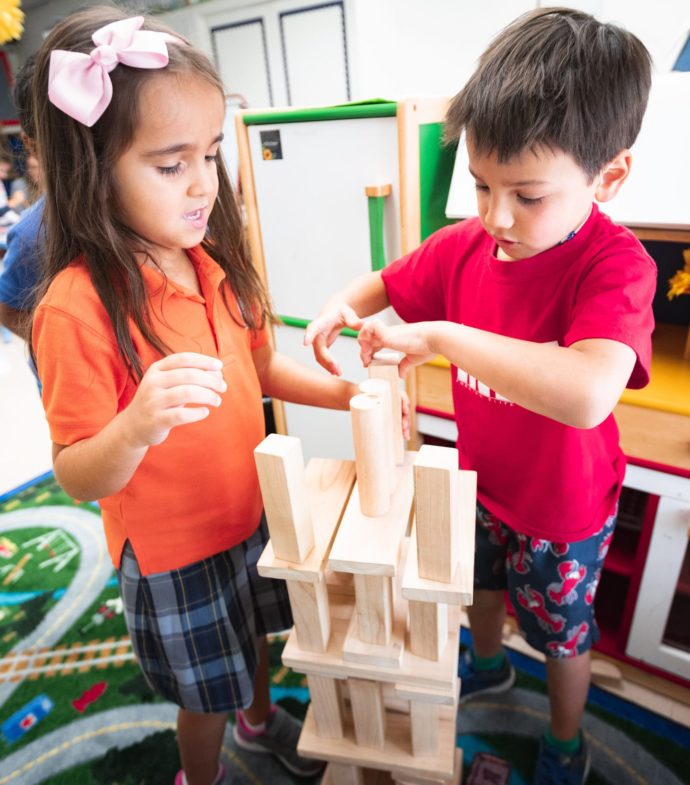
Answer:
[{"xmin": 248, "ymin": 116, "xmax": 401, "ymax": 320}]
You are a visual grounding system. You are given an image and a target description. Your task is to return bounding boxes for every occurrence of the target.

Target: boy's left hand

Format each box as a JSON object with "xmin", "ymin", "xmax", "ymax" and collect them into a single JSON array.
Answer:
[{"xmin": 358, "ymin": 319, "xmax": 436, "ymax": 377}]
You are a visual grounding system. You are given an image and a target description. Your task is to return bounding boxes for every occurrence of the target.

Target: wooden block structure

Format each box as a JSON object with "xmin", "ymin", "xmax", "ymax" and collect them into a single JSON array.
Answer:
[{"xmin": 254, "ymin": 358, "xmax": 476, "ymax": 784}]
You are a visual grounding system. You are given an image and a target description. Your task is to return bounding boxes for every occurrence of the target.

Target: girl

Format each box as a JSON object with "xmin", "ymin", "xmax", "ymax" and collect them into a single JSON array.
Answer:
[{"xmin": 32, "ymin": 7, "xmax": 356, "ymax": 785}]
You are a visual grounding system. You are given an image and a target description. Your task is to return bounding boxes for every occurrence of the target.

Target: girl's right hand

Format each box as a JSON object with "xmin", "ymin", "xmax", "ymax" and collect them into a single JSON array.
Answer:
[
  {"xmin": 303, "ymin": 304, "xmax": 365, "ymax": 376},
  {"xmin": 122, "ymin": 352, "xmax": 227, "ymax": 448}
]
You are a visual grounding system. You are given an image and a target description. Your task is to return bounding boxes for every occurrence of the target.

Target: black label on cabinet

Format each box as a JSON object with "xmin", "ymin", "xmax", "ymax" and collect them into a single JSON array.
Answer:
[{"xmin": 260, "ymin": 129, "xmax": 283, "ymax": 161}]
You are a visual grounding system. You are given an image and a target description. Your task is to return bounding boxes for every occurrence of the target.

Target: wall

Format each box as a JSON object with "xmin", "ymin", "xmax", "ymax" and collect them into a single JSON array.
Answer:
[{"xmin": 7, "ymin": 0, "xmax": 690, "ymax": 102}]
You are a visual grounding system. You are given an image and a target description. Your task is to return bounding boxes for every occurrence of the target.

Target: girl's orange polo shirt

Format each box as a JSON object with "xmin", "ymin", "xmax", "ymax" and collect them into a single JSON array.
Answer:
[{"xmin": 33, "ymin": 246, "xmax": 269, "ymax": 575}]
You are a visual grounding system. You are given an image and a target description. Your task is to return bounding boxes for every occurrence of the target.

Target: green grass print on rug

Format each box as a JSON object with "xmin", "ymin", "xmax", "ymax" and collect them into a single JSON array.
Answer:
[
  {"xmin": 2, "ymin": 475, "xmax": 690, "ymax": 785},
  {"xmin": 0, "ymin": 476, "xmax": 314, "ymax": 785}
]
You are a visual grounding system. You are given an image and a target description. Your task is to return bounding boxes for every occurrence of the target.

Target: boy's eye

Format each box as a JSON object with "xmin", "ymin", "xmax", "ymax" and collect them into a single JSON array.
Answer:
[
  {"xmin": 158, "ymin": 163, "xmax": 183, "ymax": 176},
  {"xmin": 517, "ymin": 194, "xmax": 544, "ymax": 205},
  {"xmin": 474, "ymin": 183, "xmax": 489, "ymax": 192}
]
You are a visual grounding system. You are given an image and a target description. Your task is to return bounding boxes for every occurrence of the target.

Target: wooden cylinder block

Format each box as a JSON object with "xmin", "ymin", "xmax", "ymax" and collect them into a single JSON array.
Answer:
[
  {"xmin": 359, "ymin": 378, "xmax": 395, "ymax": 480},
  {"xmin": 369, "ymin": 350, "xmax": 405, "ymax": 464},
  {"xmin": 350, "ymin": 392, "xmax": 392, "ymax": 516}
]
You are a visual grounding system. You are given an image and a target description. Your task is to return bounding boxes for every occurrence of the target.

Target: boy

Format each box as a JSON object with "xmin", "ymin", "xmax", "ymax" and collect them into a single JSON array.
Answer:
[{"xmin": 305, "ymin": 8, "xmax": 656, "ymax": 784}]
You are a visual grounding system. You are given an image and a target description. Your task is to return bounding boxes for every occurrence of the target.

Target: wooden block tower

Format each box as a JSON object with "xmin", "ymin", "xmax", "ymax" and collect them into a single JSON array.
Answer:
[{"xmin": 254, "ymin": 351, "xmax": 476, "ymax": 785}]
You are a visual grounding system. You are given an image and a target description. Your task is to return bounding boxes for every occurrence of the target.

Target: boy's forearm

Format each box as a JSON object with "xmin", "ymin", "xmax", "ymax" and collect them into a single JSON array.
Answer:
[
  {"xmin": 429, "ymin": 322, "xmax": 632, "ymax": 428},
  {"xmin": 53, "ymin": 414, "xmax": 149, "ymax": 502},
  {"xmin": 260, "ymin": 351, "xmax": 358, "ymax": 410}
]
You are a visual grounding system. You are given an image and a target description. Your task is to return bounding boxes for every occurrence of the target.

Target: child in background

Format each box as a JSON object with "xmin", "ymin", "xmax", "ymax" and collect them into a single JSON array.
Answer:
[
  {"xmin": 32, "ymin": 8, "xmax": 358, "ymax": 785},
  {"xmin": 305, "ymin": 8, "xmax": 656, "ymax": 784}
]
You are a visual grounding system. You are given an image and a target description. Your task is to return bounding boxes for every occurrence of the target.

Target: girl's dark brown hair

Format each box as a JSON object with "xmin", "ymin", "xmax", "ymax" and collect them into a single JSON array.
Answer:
[
  {"xmin": 445, "ymin": 7, "xmax": 653, "ymax": 179},
  {"xmin": 32, "ymin": 5, "xmax": 273, "ymax": 379}
]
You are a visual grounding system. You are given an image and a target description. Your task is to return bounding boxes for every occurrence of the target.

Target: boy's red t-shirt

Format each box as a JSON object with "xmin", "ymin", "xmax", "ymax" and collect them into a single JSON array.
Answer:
[
  {"xmin": 382, "ymin": 205, "xmax": 656, "ymax": 542},
  {"xmin": 33, "ymin": 245, "xmax": 269, "ymax": 575}
]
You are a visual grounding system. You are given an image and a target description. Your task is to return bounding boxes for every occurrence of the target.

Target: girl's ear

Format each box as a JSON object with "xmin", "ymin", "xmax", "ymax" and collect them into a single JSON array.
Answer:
[{"xmin": 595, "ymin": 149, "xmax": 632, "ymax": 203}]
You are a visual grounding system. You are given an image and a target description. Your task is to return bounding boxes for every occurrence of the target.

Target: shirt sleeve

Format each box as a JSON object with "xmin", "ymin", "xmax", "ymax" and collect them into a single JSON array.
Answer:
[
  {"xmin": 33, "ymin": 302, "xmax": 128, "ymax": 445},
  {"xmin": 0, "ymin": 201, "xmax": 44, "ymax": 310},
  {"xmin": 564, "ymin": 250, "xmax": 656, "ymax": 389},
  {"xmin": 381, "ymin": 226, "xmax": 457, "ymax": 324}
]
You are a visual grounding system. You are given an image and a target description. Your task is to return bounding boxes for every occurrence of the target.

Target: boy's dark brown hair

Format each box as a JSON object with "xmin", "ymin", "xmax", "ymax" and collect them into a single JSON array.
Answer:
[
  {"xmin": 445, "ymin": 7, "xmax": 653, "ymax": 179},
  {"xmin": 32, "ymin": 5, "xmax": 273, "ymax": 380}
]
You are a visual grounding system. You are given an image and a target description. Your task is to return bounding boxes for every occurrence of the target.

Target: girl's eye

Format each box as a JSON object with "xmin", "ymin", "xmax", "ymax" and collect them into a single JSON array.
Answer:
[
  {"xmin": 518, "ymin": 194, "xmax": 544, "ymax": 205},
  {"xmin": 158, "ymin": 164, "xmax": 183, "ymax": 176},
  {"xmin": 205, "ymin": 154, "xmax": 218, "ymax": 164},
  {"xmin": 474, "ymin": 184, "xmax": 489, "ymax": 193}
]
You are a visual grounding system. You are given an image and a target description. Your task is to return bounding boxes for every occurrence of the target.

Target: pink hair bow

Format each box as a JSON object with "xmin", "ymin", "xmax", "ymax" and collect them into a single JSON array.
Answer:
[{"xmin": 48, "ymin": 16, "xmax": 178, "ymax": 127}]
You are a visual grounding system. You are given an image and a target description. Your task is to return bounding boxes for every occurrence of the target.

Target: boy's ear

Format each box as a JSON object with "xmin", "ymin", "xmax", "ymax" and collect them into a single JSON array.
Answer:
[{"xmin": 595, "ymin": 149, "xmax": 632, "ymax": 203}]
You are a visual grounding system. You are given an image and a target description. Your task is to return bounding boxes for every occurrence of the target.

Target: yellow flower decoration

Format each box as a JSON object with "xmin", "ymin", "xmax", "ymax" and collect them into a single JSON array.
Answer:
[
  {"xmin": 0, "ymin": 0, "xmax": 24, "ymax": 45},
  {"xmin": 667, "ymin": 248, "xmax": 690, "ymax": 300}
]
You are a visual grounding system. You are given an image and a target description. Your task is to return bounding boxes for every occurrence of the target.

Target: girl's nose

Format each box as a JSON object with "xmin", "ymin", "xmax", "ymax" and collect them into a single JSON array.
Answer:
[{"xmin": 188, "ymin": 163, "xmax": 216, "ymax": 196}]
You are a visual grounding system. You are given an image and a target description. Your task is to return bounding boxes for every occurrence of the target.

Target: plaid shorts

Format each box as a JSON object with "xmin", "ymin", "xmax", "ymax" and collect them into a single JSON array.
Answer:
[
  {"xmin": 117, "ymin": 516, "xmax": 293, "ymax": 713},
  {"xmin": 473, "ymin": 501, "xmax": 617, "ymax": 659}
]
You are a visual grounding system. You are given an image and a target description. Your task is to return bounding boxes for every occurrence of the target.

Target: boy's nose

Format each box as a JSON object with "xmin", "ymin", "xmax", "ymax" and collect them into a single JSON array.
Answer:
[{"xmin": 484, "ymin": 198, "xmax": 514, "ymax": 233}]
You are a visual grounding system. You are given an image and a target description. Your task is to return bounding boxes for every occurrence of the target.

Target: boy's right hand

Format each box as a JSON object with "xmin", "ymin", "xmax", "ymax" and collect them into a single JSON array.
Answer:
[
  {"xmin": 303, "ymin": 304, "xmax": 364, "ymax": 376},
  {"xmin": 122, "ymin": 352, "xmax": 227, "ymax": 448}
]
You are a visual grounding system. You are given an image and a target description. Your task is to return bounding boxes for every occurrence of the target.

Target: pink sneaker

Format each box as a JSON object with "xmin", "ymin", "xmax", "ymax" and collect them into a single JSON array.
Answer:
[
  {"xmin": 174, "ymin": 763, "xmax": 226, "ymax": 785},
  {"xmin": 233, "ymin": 706, "xmax": 324, "ymax": 778}
]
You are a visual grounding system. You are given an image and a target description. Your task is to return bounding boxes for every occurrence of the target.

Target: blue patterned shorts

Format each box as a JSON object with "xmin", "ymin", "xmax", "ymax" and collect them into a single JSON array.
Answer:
[
  {"xmin": 473, "ymin": 501, "xmax": 617, "ymax": 659},
  {"xmin": 117, "ymin": 516, "xmax": 292, "ymax": 713}
]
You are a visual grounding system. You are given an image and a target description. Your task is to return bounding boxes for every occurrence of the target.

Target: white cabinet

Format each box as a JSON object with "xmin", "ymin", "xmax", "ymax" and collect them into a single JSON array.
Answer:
[
  {"xmin": 237, "ymin": 104, "xmax": 402, "ymax": 460},
  {"xmin": 625, "ymin": 464, "xmax": 690, "ymax": 679}
]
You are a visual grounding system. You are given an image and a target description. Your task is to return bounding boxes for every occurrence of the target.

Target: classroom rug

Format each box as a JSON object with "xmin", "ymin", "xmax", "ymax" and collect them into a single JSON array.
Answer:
[
  {"xmin": 1, "ymin": 475, "xmax": 689, "ymax": 785},
  {"xmin": 457, "ymin": 630, "xmax": 690, "ymax": 785}
]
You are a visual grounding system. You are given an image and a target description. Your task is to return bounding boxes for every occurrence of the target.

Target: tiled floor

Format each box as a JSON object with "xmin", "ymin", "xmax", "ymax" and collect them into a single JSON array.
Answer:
[{"xmin": 0, "ymin": 331, "xmax": 52, "ymax": 497}]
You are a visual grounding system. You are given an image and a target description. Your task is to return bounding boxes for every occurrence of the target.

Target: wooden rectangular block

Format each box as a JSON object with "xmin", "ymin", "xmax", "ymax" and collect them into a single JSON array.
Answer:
[
  {"xmin": 258, "ymin": 459, "xmax": 355, "ymax": 583},
  {"xmin": 349, "ymin": 678, "xmax": 386, "ymax": 749},
  {"xmin": 329, "ymin": 453, "xmax": 415, "ymax": 576},
  {"xmin": 324, "ymin": 763, "xmax": 366, "ymax": 785},
  {"xmin": 343, "ymin": 603, "xmax": 405, "ymax": 669},
  {"xmin": 392, "ymin": 748, "xmax": 463, "ymax": 785},
  {"xmin": 283, "ymin": 603, "xmax": 460, "ymax": 693},
  {"xmin": 354, "ymin": 574, "xmax": 393, "ymax": 646},
  {"xmin": 409, "ymin": 701, "xmax": 439, "ymax": 757},
  {"xmin": 298, "ymin": 705, "xmax": 457, "ymax": 780},
  {"xmin": 414, "ymin": 446, "xmax": 459, "ymax": 582},
  {"xmin": 401, "ymin": 530, "xmax": 472, "ymax": 606},
  {"xmin": 307, "ymin": 673, "xmax": 346, "ymax": 739},
  {"xmin": 287, "ymin": 574, "xmax": 331, "ymax": 653},
  {"xmin": 408, "ymin": 600, "xmax": 448, "ymax": 662},
  {"xmin": 254, "ymin": 434, "xmax": 314, "ymax": 563}
]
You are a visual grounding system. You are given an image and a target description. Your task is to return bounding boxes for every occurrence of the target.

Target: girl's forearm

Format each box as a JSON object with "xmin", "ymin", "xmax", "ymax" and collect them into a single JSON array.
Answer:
[
  {"xmin": 260, "ymin": 352, "xmax": 359, "ymax": 410},
  {"xmin": 53, "ymin": 413, "xmax": 149, "ymax": 501}
]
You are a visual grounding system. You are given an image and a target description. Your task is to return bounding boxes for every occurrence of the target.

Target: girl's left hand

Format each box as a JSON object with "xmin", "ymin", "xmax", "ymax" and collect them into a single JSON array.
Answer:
[{"xmin": 358, "ymin": 319, "xmax": 437, "ymax": 378}]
